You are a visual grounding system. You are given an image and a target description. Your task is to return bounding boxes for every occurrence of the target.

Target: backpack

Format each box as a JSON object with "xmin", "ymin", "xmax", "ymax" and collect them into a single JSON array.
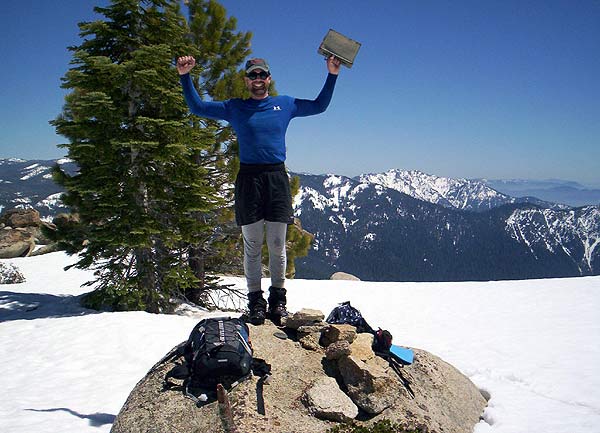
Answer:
[
  {"xmin": 373, "ymin": 328, "xmax": 393, "ymax": 352},
  {"xmin": 184, "ymin": 317, "xmax": 253, "ymax": 389},
  {"xmin": 163, "ymin": 317, "xmax": 256, "ymax": 405},
  {"xmin": 161, "ymin": 317, "xmax": 272, "ymax": 411}
]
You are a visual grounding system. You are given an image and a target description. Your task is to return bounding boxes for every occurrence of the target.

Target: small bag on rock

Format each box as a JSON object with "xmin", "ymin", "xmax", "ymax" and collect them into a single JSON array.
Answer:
[
  {"xmin": 326, "ymin": 301, "xmax": 375, "ymax": 334},
  {"xmin": 326, "ymin": 301, "xmax": 394, "ymax": 350},
  {"xmin": 373, "ymin": 328, "xmax": 393, "ymax": 352}
]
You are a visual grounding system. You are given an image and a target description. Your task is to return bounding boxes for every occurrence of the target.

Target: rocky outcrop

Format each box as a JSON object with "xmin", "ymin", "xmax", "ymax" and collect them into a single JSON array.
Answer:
[
  {"xmin": 0, "ymin": 208, "xmax": 41, "ymax": 228},
  {"xmin": 338, "ymin": 354, "xmax": 399, "ymax": 414},
  {"xmin": 303, "ymin": 376, "xmax": 358, "ymax": 422},
  {"xmin": 112, "ymin": 317, "xmax": 487, "ymax": 433},
  {"xmin": 0, "ymin": 227, "xmax": 36, "ymax": 258},
  {"xmin": 0, "ymin": 208, "xmax": 57, "ymax": 258},
  {"xmin": 281, "ymin": 308, "xmax": 324, "ymax": 329},
  {"xmin": 330, "ymin": 271, "xmax": 361, "ymax": 281}
]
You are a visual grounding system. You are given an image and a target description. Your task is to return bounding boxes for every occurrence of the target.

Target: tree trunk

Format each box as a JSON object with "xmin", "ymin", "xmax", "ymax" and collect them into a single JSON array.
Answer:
[
  {"xmin": 135, "ymin": 246, "xmax": 158, "ymax": 312},
  {"xmin": 187, "ymin": 245, "xmax": 205, "ymax": 304}
]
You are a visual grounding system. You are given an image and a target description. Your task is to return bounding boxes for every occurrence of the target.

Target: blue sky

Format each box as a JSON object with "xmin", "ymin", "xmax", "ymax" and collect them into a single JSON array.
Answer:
[{"xmin": 1, "ymin": 1, "xmax": 599, "ymax": 186}]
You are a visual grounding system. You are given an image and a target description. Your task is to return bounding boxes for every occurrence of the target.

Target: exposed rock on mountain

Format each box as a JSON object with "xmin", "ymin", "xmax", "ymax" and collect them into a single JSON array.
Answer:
[
  {"xmin": 0, "ymin": 208, "xmax": 51, "ymax": 258},
  {"xmin": 111, "ymin": 318, "xmax": 486, "ymax": 433}
]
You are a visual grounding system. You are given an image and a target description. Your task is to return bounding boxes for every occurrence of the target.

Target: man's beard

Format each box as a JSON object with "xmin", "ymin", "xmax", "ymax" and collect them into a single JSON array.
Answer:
[{"xmin": 250, "ymin": 81, "xmax": 268, "ymax": 98}]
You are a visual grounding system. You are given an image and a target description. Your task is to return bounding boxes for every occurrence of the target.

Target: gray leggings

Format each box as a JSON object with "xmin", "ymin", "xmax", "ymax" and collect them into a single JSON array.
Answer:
[{"xmin": 242, "ymin": 219, "xmax": 287, "ymax": 293}]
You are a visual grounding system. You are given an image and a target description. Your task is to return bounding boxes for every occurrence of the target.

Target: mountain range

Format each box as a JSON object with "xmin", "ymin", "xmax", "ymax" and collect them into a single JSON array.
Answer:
[
  {"xmin": 1, "ymin": 158, "xmax": 598, "ymax": 281},
  {"xmin": 482, "ymin": 178, "xmax": 600, "ymax": 207},
  {"xmin": 291, "ymin": 169, "xmax": 599, "ymax": 281}
]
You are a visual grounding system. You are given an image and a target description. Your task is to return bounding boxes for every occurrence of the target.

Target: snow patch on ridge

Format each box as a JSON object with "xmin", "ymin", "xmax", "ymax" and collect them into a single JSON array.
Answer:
[
  {"xmin": 20, "ymin": 164, "xmax": 50, "ymax": 180},
  {"xmin": 506, "ymin": 207, "xmax": 600, "ymax": 272},
  {"xmin": 358, "ymin": 168, "xmax": 514, "ymax": 211}
]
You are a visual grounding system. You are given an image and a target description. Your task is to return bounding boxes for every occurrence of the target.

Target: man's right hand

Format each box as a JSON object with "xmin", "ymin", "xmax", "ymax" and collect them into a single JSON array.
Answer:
[{"xmin": 177, "ymin": 56, "xmax": 196, "ymax": 75}]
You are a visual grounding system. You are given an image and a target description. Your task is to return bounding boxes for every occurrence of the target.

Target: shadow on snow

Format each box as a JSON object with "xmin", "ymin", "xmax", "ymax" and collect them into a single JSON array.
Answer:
[
  {"xmin": 25, "ymin": 408, "xmax": 116, "ymax": 427},
  {"xmin": 0, "ymin": 291, "xmax": 99, "ymax": 322}
]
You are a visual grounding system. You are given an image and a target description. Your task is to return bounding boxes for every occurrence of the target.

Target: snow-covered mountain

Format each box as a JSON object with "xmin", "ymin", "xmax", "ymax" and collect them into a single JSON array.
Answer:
[
  {"xmin": 357, "ymin": 168, "xmax": 564, "ymax": 211},
  {"xmin": 0, "ymin": 158, "xmax": 75, "ymax": 219},
  {"xmin": 292, "ymin": 172, "xmax": 600, "ymax": 281},
  {"xmin": 2, "ymin": 158, "xmax": 598, "ymax": 282},
  {"xmin": 506, "ymin": 206, "xmax": 600, "ymax": 274}
]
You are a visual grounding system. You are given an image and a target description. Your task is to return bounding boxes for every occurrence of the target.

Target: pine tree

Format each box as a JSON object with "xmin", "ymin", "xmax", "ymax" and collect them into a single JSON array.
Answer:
[
  {"xmin": 51, "ymin": 0, "xmax": 251, "ymax": 312},
  {"xmin": 173, "ymin": 0, "xmax": 253, "ymax": 305},
  {"xmin": 51, "ymin": 0, "xmax": 312, "ymax": 312},
  {"xmin": 285, "ymin": 175, "xmax": 314, "ymax": 278}
]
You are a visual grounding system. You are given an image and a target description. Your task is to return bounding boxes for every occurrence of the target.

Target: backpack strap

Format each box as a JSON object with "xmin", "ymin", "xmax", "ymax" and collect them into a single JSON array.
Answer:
[
  {"xmin": 181, "ymin": 373, "xmax": 254, "ymax": 408},
  {"xmin": 251, "ymin": 358, "xmax": 272, "ymax": 415},
  {"xmin": 183, "ymin": 379, "xmax": 210, "ymax": 406},
  {"xmin": 388, "ymin": 356, "xmax": 415, "ymax": 399},
  {"xmin": 374, "ymin": 350, "xmax": 415, "ymax": 399},
  {"xmin": 256, "ymin": 375, "xmax": 268, "ymax": 415}
]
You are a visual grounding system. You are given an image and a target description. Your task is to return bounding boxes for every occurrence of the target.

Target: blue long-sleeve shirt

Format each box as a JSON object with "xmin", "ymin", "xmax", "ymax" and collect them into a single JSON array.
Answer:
[{"xmin": 180, "ymin": 73, "xmax": 337, "ymax": 164}]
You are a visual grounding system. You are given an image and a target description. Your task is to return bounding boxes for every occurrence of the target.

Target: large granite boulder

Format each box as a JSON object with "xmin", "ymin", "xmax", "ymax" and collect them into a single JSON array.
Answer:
[
  {"xmin": 330, "ymin": 272, "xmax": 361, "ymax": 281},
  {"xmin": 303, "ymin": 376, "xmax": 358, "ymax": 422},
  {"xmin": 111, "ymin": 319, "xmax": 487, "ymax": 433},
  {"xmin": 338, "ymin": 354, "xmax": 401, "ymax": 414},
  {"xmin": 0, "ymin": 208, "xmax": 41, "ymax": 228},
  {"xmin": 0, "ymin": 228, "xmax": 36, "ymax": 258},
  {"xmin": 0, "ymin": 208, "xmax": 57, "ymax": 257}
]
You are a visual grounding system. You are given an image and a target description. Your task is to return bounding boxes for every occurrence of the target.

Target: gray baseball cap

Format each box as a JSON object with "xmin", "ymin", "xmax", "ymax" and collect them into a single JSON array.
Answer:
[{"xmin": 245, "ymin": 58, "xmax": 270, "ymax": 74}]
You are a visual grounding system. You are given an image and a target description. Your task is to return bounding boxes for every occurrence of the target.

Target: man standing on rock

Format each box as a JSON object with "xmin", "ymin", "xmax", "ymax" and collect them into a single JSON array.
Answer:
[{"xmin": 177, "ymin": 54, "xmax": 341, "ymax": 325}]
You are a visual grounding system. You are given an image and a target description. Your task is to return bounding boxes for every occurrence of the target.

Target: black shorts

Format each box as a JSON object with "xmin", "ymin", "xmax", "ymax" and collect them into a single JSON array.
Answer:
[{"xmin": 234, "ymin": 163, "xmax": 294, "ymax": 226}]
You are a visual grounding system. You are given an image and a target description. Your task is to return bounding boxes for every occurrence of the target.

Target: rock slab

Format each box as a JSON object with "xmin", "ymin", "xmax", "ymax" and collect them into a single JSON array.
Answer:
[
  {"xmin": 111, "ymin": 321, "xmax": 487, "ymax": 433},
  {"xmin": 303, "ymin": 376, "xmax": 358, "ymax": 422}
]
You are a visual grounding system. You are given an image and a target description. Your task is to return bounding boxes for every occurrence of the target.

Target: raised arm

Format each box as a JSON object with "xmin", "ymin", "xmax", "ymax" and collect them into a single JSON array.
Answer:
[
  {"xmin": 293, "ymin": 55, "xmax": 341, "ymax": 118},
  {"xmin": 177, "ymin": 56, "xmax": 229, "ymax": 121}
]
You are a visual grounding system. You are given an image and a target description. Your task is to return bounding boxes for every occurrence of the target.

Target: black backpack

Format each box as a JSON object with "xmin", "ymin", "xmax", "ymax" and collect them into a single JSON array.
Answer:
[
  {"xmin": 161, "ymin": 317, "xmax": 272, "ymax": 412},
  {"xmin": 163, "ymin": 317, "xmax": 255, "ymax": 403},
  {"xmin": 184, "ymin": 317, "xmax": 253, "ymax": 388}
]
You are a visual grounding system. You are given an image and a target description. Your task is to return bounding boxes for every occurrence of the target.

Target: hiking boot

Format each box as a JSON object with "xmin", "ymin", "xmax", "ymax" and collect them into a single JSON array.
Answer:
[
  {"xmin": 247, "ymin": 291, "xmax": 267, "ymax": 325},
  {"xmin": 267, "ymin": 286, "xmax": 288, "ymax": 326}
]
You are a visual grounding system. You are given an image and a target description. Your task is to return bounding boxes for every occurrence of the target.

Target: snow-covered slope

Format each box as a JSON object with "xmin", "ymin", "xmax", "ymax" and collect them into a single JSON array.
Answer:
[
  {"xmin": 292, "ymin": 172, "xmax": 600, "ymax": 281},
  {"xmin": 506, "ymin": 206, "xmax": 600, "ymax": 273},
  {"xmin": 1, "ymin": 252, "xmax": 600, "ymax": 433}
]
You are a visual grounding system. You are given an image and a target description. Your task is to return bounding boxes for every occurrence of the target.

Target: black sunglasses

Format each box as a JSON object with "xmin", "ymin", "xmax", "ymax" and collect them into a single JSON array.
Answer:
[{"xmin": 246, "ymin": 71, "xmax": 270, "ymax": 80}]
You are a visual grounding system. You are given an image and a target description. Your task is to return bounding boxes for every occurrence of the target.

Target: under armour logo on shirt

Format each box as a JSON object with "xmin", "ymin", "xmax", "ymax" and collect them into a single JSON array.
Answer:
[{"xmin": 273, "ymin": 106, "xmax": 281, "ymax": 111}]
